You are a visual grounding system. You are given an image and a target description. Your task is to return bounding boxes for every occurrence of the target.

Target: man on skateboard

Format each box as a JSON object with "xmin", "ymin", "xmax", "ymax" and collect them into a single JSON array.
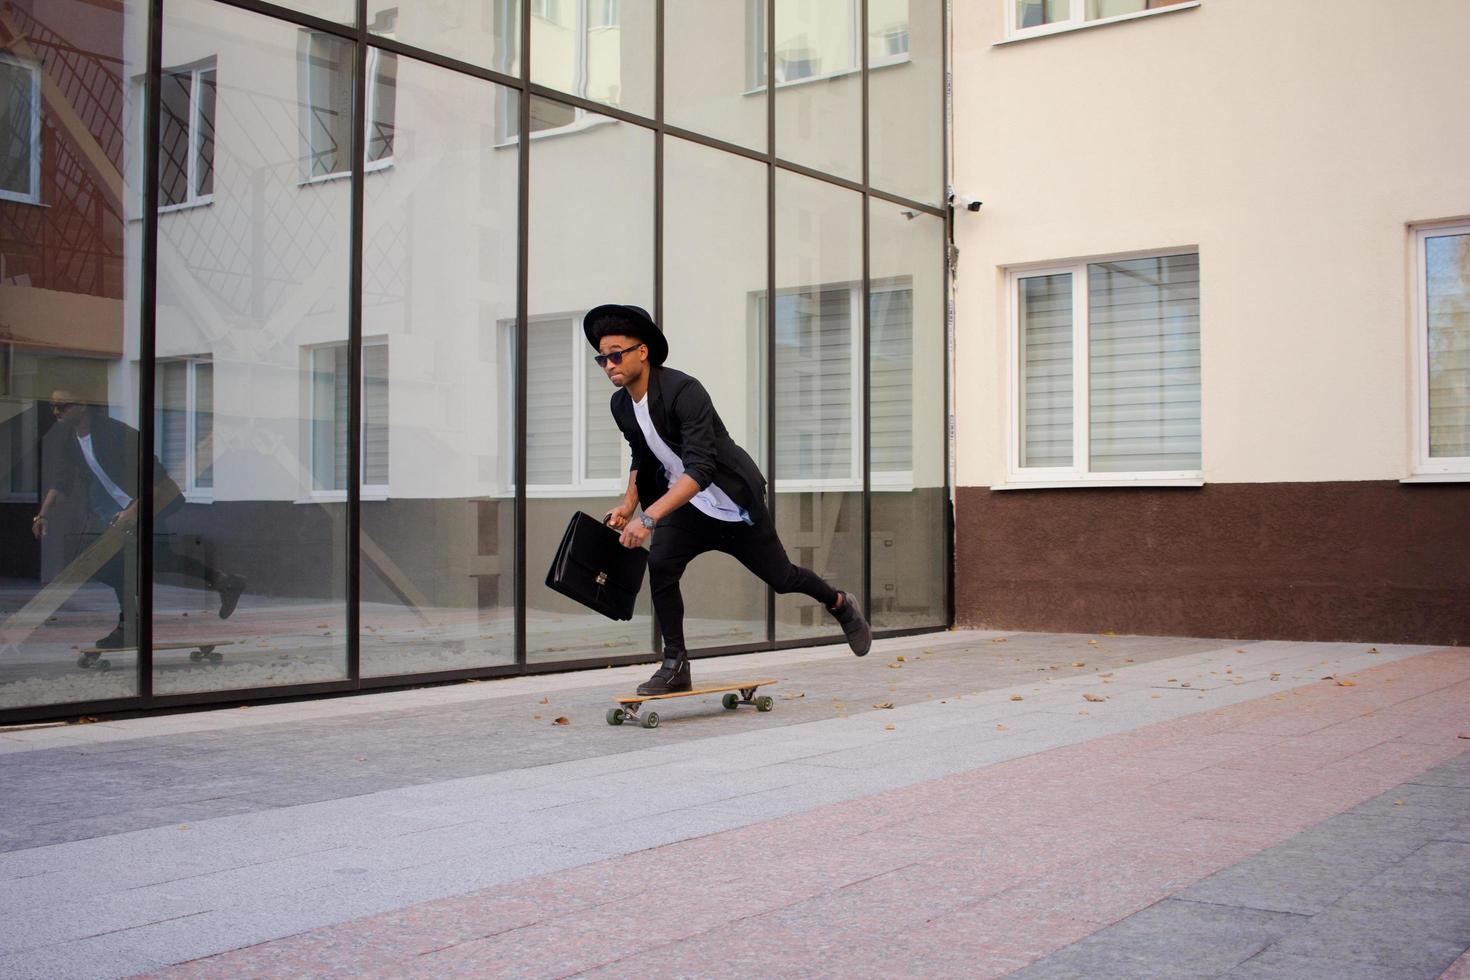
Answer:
[{"xmin": 588, "ymin": 304, "xmax": 871, "ymax": 697}]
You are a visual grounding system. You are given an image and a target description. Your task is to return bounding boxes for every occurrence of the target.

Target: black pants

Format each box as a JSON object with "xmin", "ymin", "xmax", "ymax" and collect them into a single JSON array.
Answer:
[{"xmin": 649, "ymin": 504, "xmax": 840, "ymax": 655}]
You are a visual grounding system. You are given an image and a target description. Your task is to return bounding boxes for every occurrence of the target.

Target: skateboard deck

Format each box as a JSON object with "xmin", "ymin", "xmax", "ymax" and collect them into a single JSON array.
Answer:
[
  {"xmin": 75, "ymin": 640, "xmax": 238, "ymax": 671},
  {"xmin": 608, "ymin": 678, "xmax": 779, "ymax": 729}
]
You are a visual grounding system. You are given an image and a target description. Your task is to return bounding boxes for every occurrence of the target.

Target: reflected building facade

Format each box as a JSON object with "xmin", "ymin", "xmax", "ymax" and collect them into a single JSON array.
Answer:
[{"xmin": 0, "ymin": 0, "xmax": 948, "ymax": 719}]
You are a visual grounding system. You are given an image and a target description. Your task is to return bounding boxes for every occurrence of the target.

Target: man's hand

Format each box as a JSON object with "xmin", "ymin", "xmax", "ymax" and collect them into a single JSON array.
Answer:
[
  {"xmin": 605, "ymin": 502, "xmax": 636, "ymax": 530},
  {"xmin": 618, "ymin": 520, "xmax": 650, "ymax": 549},
  {"xmin": 31, "ymin": 515, "xmax": 46, "ymax": 540},
  {"xmin": 111, "ymin": 502, "xmax": 139, "ymax": 529}
]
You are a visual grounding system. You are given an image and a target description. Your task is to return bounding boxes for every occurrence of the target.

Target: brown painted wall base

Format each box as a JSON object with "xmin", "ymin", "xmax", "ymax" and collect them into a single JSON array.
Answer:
[{"xmin": 955, "ymin": 481, "xmax": 1470, "ymax": 646}]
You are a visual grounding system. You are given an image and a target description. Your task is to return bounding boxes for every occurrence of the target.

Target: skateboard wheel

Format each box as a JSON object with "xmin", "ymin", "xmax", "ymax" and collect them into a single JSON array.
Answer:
[
  {"xmin": 97, "ymin": 659, "xmax": 111, "ymax": 672},
  {"xmin": 722, "ymin": 692, "xmax": 739, "ymax": 710},
  {"xmin": 189, "ymin": 650, "xmax": 203, "ymax": 662},
  {"xmin": 77, "ymin": 655, "xmax": 92, "ymax": 668},
  {"xmin": 606, "ymin": 708, "xmax": 625, "ymax": 726},
  {"xmin": 207, "ymin": 652, "xmax": 223, "ymax": 664},
  {"xmin": 641, "ymin": 711, "xmax": 660, "ymax": 729},
  {"xmin": 755, "ymin": 695, "xmax": 773, "ymax": 712}
]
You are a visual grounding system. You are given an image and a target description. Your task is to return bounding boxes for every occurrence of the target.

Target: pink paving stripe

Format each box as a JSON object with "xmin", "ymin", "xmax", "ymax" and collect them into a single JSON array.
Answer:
[
  {"xmin": 1445, "ymin": 948, "xmax": 1470, "ymax": 980},
  {"xmin": 146, "ymin": 648, "xmax": 1470, "ymax": 980}
]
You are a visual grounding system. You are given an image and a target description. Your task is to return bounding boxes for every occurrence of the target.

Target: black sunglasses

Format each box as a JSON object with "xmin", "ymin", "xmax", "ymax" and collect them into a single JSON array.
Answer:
[
  {"xmin": 594, "ymin": 344, "xmax": 644, "ymax": 368},
  {"xmin": 50, "ymin": 401, "xmax": 77, "ymax": 414}
]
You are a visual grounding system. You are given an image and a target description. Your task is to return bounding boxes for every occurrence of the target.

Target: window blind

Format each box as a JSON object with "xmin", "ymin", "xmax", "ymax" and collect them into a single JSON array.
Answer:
[
  {"xmin": 1427, "ymin": 232, "xmax": 1470, "ymax": 458},
  {"xmin": 583, "ymin": 343, "xmax": 621, "ymax": 482},
  {"xmin": 870, "ymin": 286, "xmax": 913, "ymax": 474},
  {"xmin": 526, "ymin": 319, "xmax": 573, "ymax": 485},
  {"xmin": 1019, "ymin": 273, "xmax": 1074, "ymax": 468},
  {"xmin": 363, "ymin": 343, "xmax": 389, "ymax": 485},
  {"xmin": 1088, "ymin": 254, "xmax": 1200, "ymax": 472},
  {"xmin": 158, "ymin": 360, "xmax": 188, "ymax": 481},
  {"xmin": 775, "ymin": 286, "xmax": 853, "ymax": 481},
  {"xmin": 194, "ymin": 361, "xmax": 213, "ymax": 489}
]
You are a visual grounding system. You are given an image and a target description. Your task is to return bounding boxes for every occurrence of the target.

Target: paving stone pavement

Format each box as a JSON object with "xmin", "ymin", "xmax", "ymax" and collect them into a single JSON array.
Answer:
[{"xmin": 0, "ymin": 630, "xmax": 1466, "ymax": 978}]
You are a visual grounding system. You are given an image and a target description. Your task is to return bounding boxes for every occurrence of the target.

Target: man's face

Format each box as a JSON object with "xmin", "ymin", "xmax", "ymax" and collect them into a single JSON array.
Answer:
[
  {"xmin": 597, "ymin": 334, "xmax": 647, "ymax": 388},
  {"xmin": 49, "ymin": 390, "xmax": 85, "ymax": 430}
]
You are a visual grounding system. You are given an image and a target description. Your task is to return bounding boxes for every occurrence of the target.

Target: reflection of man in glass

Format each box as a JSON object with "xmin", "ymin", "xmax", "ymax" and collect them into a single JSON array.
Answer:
[
  {"xmin": 32, "ymin": 389, "xmax": 245, "ymax": 649},
  {"xmin": 590, "ymin": 305, "xmax": 871, "ymax": 695}
]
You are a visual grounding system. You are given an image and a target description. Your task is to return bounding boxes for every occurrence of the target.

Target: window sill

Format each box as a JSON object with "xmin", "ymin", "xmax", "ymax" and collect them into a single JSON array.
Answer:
[
  {"xmin": 297, "ymin": 489, "xmax": 390, "ymax": 503},
  {"xmin": 496, "ymin": 112, "xmax": 617, "ymax": 148},
  {"xmin": 1400, "ymin": 473, "xmax": 1470, "ymax": 484},
  {"xmin": 991, "ymin": 477, "xmax": 1204, "ymax": 491},
  {"xmin": 298, "ymin": 158, "xmax": 395, "ymax": 186},
  {"xmin": 159, "ymin": 197, "xmax": 213, "ymax": 215},
  {"xmin": 0, "ymin": 193, "xmax": 45, "ymax": 208},
  {"xmin": 743, "ymin": 55, "xmax": 910, "ymax": 96},
  {"xmin": 182, "ymin": 490, "xmax": 214, "ymax": 504},
  {"xmin": 998, "ymin": 1, "xmax": 1200, "ymax": 45},
  {"xmin": 524, "ymin": 484, "xmax": 622, "ymax": 499}
]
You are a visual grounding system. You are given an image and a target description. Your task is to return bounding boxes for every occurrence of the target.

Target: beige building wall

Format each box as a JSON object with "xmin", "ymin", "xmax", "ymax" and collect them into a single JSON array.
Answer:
[{"xmin": 951, "ymin": 0, "xmax": 1470, "ymax": 487}]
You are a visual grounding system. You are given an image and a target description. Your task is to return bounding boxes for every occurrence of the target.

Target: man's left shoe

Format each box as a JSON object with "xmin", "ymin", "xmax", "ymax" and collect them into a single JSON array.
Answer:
[
  {"xmin": 829, "ymin": 591, "xmax": 871, "ymax": 657},
  {"xmin": 217, "ymin": 574, "xmax": 246, "ymax": 620},
  {"xmin": 637, "ymin": 656, "xmax": 692, "ymax": 696}
]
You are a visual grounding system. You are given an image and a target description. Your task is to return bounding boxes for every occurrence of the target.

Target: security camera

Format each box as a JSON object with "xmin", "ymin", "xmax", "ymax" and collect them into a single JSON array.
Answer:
[{"xmin": 947, "ymin": 188, "xmax": 983, "ymax": 212}]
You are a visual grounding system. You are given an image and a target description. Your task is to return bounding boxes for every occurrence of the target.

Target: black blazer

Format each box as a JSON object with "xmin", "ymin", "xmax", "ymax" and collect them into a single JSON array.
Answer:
[
  {"xmin": 610, "ymin": 366, "xmax": 767, "ymax": 519},
  {"xmin": 47, "ymin": 413, "xmax": 185, "ymax": 521}
]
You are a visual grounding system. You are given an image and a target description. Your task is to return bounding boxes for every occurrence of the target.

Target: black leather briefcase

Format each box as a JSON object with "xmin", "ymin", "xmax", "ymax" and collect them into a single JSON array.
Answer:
[{"xmin": 545, "ymin": 512, "xmax": 648, "ymax": 620}]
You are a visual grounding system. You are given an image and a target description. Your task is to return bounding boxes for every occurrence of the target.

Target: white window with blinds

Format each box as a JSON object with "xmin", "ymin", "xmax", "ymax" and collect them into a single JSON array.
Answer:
[
  {"xmin": 156, "ymin": 357, "xmax": 214, "ymax": 499},
  {"xmin": 0, "ymin": 54, "xmax": 42, "ymax": 205},
  {"xmin": 508, "ymin": 314, "xmax": 624, "ymax": 497},
  {"xmin": 1007, "ymin": 250, "xmax": 1202, "ymax": 486},
  {"xmin": 1411, "ymin": 222, "xmax": 1470, "ymax": 478},
  {"xmin": 755, "ymin": 279, "xmax": 915, "ymax": 491},
  {"xmin": 307, "ymin": 338, "xmax": 389, "ymax": 497}
]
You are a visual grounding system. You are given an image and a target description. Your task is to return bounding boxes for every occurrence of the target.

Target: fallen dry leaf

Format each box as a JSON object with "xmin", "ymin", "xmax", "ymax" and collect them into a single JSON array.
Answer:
[
  {"xmin": 1087, "ymin": 640, "xmax": 1098, "ymax": 646},
  {"xmin": 1010, "ymin": 694, "xmax": 1024, "ymax": 701},
  {"xmin": 553, "ymin": 716, "xmax": 569, "ymax": 726},
  {"xmin": 1072, "ymin": 661, "xmax": 1086, "ymax": 667},
  {"xmin": 532, "ymin": 715, "xmax": 541, "ymax": 720},
  {"xmin": 781, "ymin": 691, "xmax": 806, "ymax": 700},
  {"xmin": 1270, "ymin": 672, "xmax": 1281, "ymax": 680},
  {"xmin": 1167, "ymin": 678, "xmax": 1178, "ymax": 682},
  {"xmin": 888, "ymin": 663, "xmax": 903, "ymax": 669},
  {"xmin": 1337, "ymin": 679, "xmax": 1356, "ymax": 687},
  {"xmin": 874, "ymin": 702, "xmax": 895, "ymax": 709},
  {"xmin": 1082, "ymin": 693, "xmax": 1106, "ymax": 702},
  {"xmin": 1457, "ymin": 733, "xmax": 1470, "ymax": 739},
  {"xmin": 991, "ymin": 637, "xmax": 1007, "ymax": 643},
  {"xmin": 1368, "ymin": 647, "xmax": 1380, "ymax": 654},
  {"xmin": 884, "ymin": 724, "xmax": 896, "ymax": 731},
  {"xmin": 996, "ymin": 724, "xmax": 1007, "ymax": 731},
  {"xmin": 1394, "ymin": 799, "xmax": 1404, "ymax": 807},
  {"xmin": 896, "ymin": 655, "xmax": 906, "ymax": 662},
  {"xmin": 1180, "ymin": 682, "xmax": 1192, "ymax": 688},
  {"xmin": 1150, "ymin": 693, "xmax": 1161, "ymax": 699},
  {"xmin": 1124, "ymin": 658, "xmax": 1134, "ymax": 663},
  {"xmin": 539, "ymin": 697, "xmax": 549, "ymax": 704}
]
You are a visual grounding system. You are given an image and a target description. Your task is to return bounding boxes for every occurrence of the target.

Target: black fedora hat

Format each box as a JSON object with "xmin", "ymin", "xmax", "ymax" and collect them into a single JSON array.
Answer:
[{"xmin": 583, "ymin": 304, "xmax": 668, "ymax": 367}]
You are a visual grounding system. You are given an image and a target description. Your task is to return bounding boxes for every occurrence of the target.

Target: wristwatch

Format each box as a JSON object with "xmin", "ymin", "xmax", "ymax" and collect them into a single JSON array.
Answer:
[{"xmin": 639, "ymin": 514, "xmax": 655, "ymax": 530}]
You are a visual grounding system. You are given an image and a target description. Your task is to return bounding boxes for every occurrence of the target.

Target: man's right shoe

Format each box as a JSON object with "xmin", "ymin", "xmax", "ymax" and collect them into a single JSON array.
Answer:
[
  {"xmin": 636, "ymin": 656, "xmax": 692, "ymax": 696},
  {"xmin": 830, "ymin": 591, "xmax": 872, "ymax": 657},
  {"xmin": 217, "ymin": 573, "xmax": 246, "ymax": 620}
]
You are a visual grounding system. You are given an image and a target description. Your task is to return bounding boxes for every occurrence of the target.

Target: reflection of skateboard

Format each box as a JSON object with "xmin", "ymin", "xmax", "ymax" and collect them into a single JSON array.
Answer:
[
  {"xmin": 607, "ymin": 678, "xmax": 778, "ymax": 729},
  {"xmin": 76, "ymin": 640, "xmax": 238, "ymax": 671}
]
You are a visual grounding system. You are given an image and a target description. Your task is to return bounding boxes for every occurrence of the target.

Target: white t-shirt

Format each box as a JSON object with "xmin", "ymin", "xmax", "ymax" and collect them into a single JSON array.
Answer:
[
  {"xmin": 77, "ymin": 433, "xmax": 132, "ymax": 510},
  {"xmin": 633, "ymin": 393, "xmax": 748, "ymax": 524}
]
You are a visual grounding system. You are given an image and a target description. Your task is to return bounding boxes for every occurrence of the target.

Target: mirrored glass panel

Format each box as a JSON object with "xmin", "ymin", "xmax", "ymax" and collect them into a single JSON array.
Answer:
[
  {"xmin": 532, "ymin": 0, "xmax": 655, "ymax": 119},
  {"xmin": 358, "ymin": 58, "xmax": 519, "ymax": 678},
  {"xmin": 0, "ymin": 0, "xmax": 145, "ymax": 710},
  {"xmin": 151, "ymin": 0, "xmax": 352, "ymax": 695},
  {"xmin": 662, "ymin": 136, "xmax": 768, "ymax": 651},
  {"xmin": 868, "ymin": 0, "xmax": 942, "ymax": 206},
  {"xmin": 274, "ymin": 0, "xmax": 356, "ymax": 25},
  {"xmin": 369, "ymin": 0, "xmax": 521, "ymax": 77},
  {"xmin": 526, "ymin": 106, "xmax": 654, "ymax": 662},
  {"xmin": 772, "ymin": 170, "xmax": 863, "ymax": 642},
  {"xmin": 664, "ymin": 0, "xmax": 766, "ymax": 153},
  {"xmin": 869, "ymin": 200, "xmax": 945, "ymax": 629},
  {"xmin": 774, "ymin": 0, "xmax": 861, "ymax": 181}
]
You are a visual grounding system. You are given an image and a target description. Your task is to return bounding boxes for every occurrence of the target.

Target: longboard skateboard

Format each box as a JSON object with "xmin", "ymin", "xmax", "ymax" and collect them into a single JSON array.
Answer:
[
  {"xmin": 608, "ymin": 678, "xmax": 778, "ymax": 729},
  {"xmin": 76, "ymin": 640, "xmax": 238, "ymax": 671}
]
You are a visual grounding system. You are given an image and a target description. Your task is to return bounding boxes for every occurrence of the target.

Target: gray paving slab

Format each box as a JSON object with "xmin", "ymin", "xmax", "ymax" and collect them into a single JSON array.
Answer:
[
  {"xmin": 1023, "ymin": 751, "xmax": 1470, "ymax": 980},
  {"xmin": 1007, "ymin": 900, "xmax": 1309, "ymax": 979}
]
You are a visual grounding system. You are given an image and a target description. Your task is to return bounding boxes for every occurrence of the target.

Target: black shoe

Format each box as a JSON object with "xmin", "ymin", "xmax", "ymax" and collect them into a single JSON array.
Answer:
[
  {"xmin": 217, "ymin": 573, "xmax": 246, "ymax": 620},
  {"xmin": 94, "ymin": 623, "xmax": 126, "ymax": 650},
  {"xmin": 829, "ymin": 591, "xmax": 871, "ymax": 657},
  {"xmin": 636, "ymin": 656, "xmax": 692, "ymax": 696}
]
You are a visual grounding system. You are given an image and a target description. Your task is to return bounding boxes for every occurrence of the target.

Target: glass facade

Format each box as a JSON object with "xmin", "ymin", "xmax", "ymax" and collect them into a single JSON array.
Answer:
[{"xmin": 0, "ymin": 0, "xmax": 948, "ymax": 720}]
